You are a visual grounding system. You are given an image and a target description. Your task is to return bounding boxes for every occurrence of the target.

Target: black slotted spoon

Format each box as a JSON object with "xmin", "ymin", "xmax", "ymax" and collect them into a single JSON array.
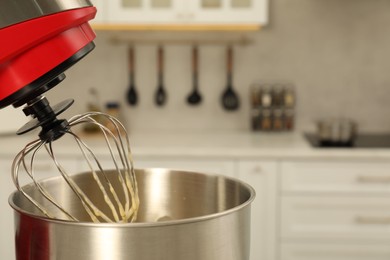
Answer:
[
  {"xmin": 126, "ymin": 46, "xmax": 138, "ymax": 106},
  {"xmin": 221, "ymin": 46, "xmax": 240, "ymax": 111}
]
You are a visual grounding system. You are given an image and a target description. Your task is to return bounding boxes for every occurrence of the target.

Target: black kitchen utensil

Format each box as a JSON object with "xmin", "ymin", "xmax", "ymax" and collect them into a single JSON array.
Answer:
[
  {"xmin": 221, "ymin": 46, "xmax": 240, "ymax": 111},
  {"xmin": 155, "ymin": 46, "xmax": 167, "ymax": 106},
  {"xmin": 126, "ymin": 46, "xmax": 138, "ymax": 106},
  {"xmin": 187, "ymin": 46, "xmax": 202, "ymax": 106}
]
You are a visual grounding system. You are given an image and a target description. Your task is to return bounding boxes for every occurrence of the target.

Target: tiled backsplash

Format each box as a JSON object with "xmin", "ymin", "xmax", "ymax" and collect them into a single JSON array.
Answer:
[{"xmin": 48, "ymin": 0, "xmax": 390, "ymax": 133}]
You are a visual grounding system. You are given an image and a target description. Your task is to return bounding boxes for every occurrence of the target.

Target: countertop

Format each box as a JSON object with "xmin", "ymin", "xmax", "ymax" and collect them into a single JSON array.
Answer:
[{"xmin": 2, "ymin": 131, "xmax": 390, "ymax": 160}]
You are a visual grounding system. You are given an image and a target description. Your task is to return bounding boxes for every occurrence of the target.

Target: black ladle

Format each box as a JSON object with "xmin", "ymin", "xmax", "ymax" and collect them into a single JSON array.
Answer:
[
  {"xmin": 126, "ymin": 46, "xmax": 138, "ymax": 106},
  {"xmin": 221, "ymin": 46, "xmax": 240, "ymax": 111},
  {"xmin": 155, "ymin": 46, "xmax": 167, "ymax": 106},
  {"xmin": 187, "ymin": 46, "xmax": 202, "ymax": 105}
]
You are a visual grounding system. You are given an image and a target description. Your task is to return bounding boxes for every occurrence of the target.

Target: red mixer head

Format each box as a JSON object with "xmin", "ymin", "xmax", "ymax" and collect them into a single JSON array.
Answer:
[
  {"xmin": 0, "ymin": 0, "xmax": 97, "ymax": 141},
  {"xmin": 0, "ymin": 0, "xmax": 97, "ymax": 108}
]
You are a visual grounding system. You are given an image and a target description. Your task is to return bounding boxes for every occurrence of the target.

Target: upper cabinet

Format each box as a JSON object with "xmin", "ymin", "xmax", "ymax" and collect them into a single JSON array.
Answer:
[
  {"xmin": 91, "ymin": 0, "xmax": 106, "ymax": 23},
  {"xmin": 188, "ymin": 0, "xmax": 268, "ymax": 25},
  {"xmin": 91, "ymin": 0, "xmax": 268, "ymax": 30},
  {"xmin": 106, "ymin": 0, "xmax": 182, "ymax": 24}
]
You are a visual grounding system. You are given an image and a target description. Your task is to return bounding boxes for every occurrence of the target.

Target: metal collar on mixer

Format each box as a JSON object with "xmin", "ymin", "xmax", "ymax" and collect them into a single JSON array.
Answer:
[{"xmin": 0, "ymin": 0, "xmax": 93, "ymax": 29}]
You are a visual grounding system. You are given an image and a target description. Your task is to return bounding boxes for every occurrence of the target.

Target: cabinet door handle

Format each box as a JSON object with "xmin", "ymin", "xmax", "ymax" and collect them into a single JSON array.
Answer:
[
  {"xmin": 187, "ymin": 12, "xmax": 195, "ymax": 19},
  {"xmin": 176, "ymin": 13, "xmax": 185, "ymax": 19},
  {"xmin": 252, "ymin": 166, "xmax": 263, "ymax": 174},
  {"xmin": 356, "ymin": 176, "xmax": 390, "ymax": 183},
  {"xmin": 355, "ymin": 216, "xmax": 390, "ymax": 225}
]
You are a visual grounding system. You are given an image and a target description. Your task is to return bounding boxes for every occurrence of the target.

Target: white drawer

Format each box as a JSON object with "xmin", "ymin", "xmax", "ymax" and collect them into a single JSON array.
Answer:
[
  {"xmin": 281, "ymin": 196, "xmax": 390, "ymax": 240},
  {"xmin": 282, "ymin": 161, "xmax": 390, "ymax": 194},
  {"xmin": 281, "ymin": 243, "xmax": 390, "ymax": 260}
]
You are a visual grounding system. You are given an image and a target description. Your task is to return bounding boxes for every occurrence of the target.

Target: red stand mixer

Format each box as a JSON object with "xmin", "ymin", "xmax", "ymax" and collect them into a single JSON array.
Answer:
[{"xmin": 0, "ymin": 0, "xmax": 97, "ymax": 141}]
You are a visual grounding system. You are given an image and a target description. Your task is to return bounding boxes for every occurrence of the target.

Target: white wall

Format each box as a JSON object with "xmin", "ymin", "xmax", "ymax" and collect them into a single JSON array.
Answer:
[{"xmin": 48, "ymin": 0, "xmax": 390, "ymax": 133}]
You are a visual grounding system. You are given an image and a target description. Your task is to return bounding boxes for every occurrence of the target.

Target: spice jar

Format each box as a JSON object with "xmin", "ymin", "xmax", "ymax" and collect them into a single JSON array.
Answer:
[
  {"xmin": 250, "ymin": 85, "xmax": 261, "ymax": 108},
  {"xmin": 260, "ymin": 109, "xmax": 272, "ymax": 131},
  {"xmin": 272, "ymin": 108, "xmax": 284, "ymax": 131},
  {"xmin": 284, "ymin": 109, "xmax": 295, "ymax": 130},
  {"xmin": 260, "ymin": 86, "xmax": 272, "ymax": 108},
  {"xmin": 271, "ymin": 85, "xmax": 284, "ymax": 107},
  {"xmin": 251, "ymin": 108, "xmax": 261, "ymax": 131},
  {"xmin": 283, "ymin": 86, "xmax": 295, "ymax": 108}
]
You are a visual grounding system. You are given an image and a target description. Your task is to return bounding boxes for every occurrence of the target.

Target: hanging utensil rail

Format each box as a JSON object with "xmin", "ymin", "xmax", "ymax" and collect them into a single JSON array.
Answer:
[{"xmin": 110, "ymin": 35, "xmax": 253, "ymax": 46}]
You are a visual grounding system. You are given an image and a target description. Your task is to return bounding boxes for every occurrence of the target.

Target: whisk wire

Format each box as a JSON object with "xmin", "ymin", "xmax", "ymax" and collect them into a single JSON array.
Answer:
[
  {"xmin": 66, "ymin": 130, "xmax": 122, "ymax": 222},
  {"xmin": 101, "ymin": 114, "xmax": 140, "ymax": 221},
  {"xmin": 68, "ymin": 112, "xmax": 138, "ymax": 221},
  {"xmin": 12, "ymin": 140, "xmax": 55, "ymax": 218},
  {"xmin": 13, "ymin": 140, "xmax": 78, "ymax": 220},
  {"xmin": 96, "ymin": 113, "xmax": 139, "ymax": 221},
  {"xmin": 46, "ymin": 142, "xmax": 112, "ymax": 223},
  {"xmin": 69, "ymin": 114, "xmax": 131, "ymax": 220}
]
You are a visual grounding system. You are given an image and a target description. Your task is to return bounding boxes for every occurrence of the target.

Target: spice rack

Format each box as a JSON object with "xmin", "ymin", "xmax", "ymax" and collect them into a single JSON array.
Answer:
[{"xmin": 250, "ymin": 84, "xmax": 295, "ymax": 132}]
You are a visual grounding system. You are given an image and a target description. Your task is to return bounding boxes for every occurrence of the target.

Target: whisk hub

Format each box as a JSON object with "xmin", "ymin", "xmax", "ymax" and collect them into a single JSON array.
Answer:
[{"xmin": 17, "ymin": 98, "xmax": 74, "ymax": 141}]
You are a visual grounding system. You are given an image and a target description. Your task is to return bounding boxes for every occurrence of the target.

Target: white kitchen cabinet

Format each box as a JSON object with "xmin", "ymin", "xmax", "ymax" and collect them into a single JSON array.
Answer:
[
  {"xmin": 281, "ymin": 160, "xmax": 390, "ymax": 243},
  {"xmin": 280, "ymin": 160, "xmax": 390, "ymax": 260},
  {"xmin": 281, "ymin": 243, "xmax": 390, "ymax": 260},
  {"xmin": 238, "ymin": 160, "xmax": 278, "ymax": 260},
  {"xmin": 99, "ymin": 0, "xmax": 268, "ymax": 26}
]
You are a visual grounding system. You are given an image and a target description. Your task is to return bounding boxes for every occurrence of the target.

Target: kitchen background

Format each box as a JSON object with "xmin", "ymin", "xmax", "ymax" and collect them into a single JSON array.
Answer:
[
  {"xmin": 3, "ymin": 1, "xmax": 390, "ymax": 260},
  {"xmin": 41, "ymin": 0, "xmax": 390, "ymax": 134}
]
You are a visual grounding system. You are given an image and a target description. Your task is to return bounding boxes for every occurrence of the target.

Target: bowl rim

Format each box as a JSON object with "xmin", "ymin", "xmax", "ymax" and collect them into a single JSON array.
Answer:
[{"xmin": 9, "ymin": 168, "xmax": 256, "ymax": 227}]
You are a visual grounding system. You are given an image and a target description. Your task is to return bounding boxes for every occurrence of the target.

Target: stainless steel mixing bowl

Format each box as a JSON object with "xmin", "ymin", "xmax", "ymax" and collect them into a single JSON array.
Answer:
[{"xmin": 9, "ymin": 169, "xmax": 255, "ymax": 260}]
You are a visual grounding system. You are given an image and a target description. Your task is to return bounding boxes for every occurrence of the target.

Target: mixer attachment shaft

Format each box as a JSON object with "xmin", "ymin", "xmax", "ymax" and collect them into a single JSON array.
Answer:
[{"xmin": 17, "ymin": 96, "xmax": 73, "ymax": 142}]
